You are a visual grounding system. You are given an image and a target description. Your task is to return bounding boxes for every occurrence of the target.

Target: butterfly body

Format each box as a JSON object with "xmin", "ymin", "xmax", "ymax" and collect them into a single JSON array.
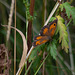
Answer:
[{"xmin": 33, "ymin": 19, "xmax": 58, "ymax": 47}]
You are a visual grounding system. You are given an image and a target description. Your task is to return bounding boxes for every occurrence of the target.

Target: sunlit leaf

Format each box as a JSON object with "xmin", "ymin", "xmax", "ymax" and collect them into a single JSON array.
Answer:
[{"xmin": 56, "ymin": 16, "xmax": 69, "ymax": 53}]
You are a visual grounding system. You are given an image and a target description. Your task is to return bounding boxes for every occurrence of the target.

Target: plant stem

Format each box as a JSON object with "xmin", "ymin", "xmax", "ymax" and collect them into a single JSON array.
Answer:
[
  {"xmin": 67, "ymin": 27, "xmax": 75, "ymax": 75},
  {"xmin": 56, "ymin": 57, "xmax": 68, "ymax": 75},
  {"xmin": 0, "ymin": 0, "xmax": 26, "ymax": 23},
  {"xmin": 7, "ymin": 0, "xmax": 14, "ymax": 41},
  {"xmin": 57, "ymin": 51, "xmax": 71, "ymax": 70},
  {"xmin": 14, "ymin": 0, "xmax": 16, "ymax": 75},
  {"xmin": 25, "ymin": 60, "xmax": 34, "ymax": 75},
  {"xmin": 66, "ymin": 18, "xmax": 72, "ymax": 27},
  {"xmin": 42, "ymin": 0, "xmax": 47, "ymax": 75},
  {"xmin": 34, "ymin": 54, "xmax": 49, "ymax": 75},
  {"xmin": 44, "ymin": 1, "xmax": 59, "ymax": 26},
  {"xmin": 16, "ymin": 46, "xmax": 34, "ymax": 75},
  {"xmin": 16, "ymin": 1, "xmax": 61, "ymax": 75},
  {"xmin": 65, "ymin": 20, "xmax": 75, "ymax": 75}
]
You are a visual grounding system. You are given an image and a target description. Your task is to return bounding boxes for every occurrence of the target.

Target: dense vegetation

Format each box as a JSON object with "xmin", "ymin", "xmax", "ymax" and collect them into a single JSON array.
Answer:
[{"xmin": 0, "ymin": 0, "xmax": 75, "ymax": 75}]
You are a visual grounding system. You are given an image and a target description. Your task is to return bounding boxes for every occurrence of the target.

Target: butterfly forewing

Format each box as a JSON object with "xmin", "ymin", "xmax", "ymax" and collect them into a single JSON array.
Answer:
[
  {"xmin": 49, "ymin": 19, "xmax": 57, "ymax": 37},
  {"xmin": 40, "ymin": 25, "xmax": 49, "ymax": 36}
]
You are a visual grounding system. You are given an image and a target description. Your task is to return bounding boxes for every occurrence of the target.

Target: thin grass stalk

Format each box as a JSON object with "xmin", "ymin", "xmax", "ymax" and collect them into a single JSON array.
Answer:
[
  {"xmin": 43, "ymin": 52, "xmax": 45, "ymax": 75},
  {"xmin": 7, "ymin": 0, "xmax": 14, "ymax": 41},
  {"xmin": 56, "ymin": 61, "xmax": 60, "ymax": 75},
  {"xmin": 42, "ymin": 0, "xmax": 47, "ymax": 75},
  {"xmin": 66, "ymin": 18, "xmax": 72, "ymax": 27},
  {"xmin": 0, "ymin": 0, "xmax": 26, "ymax": 23},
  {"xmin": 16, "ymin": 1, "xmax": 61, "ymax": 75},
  {"xmin": 56, "ymin": 57, "xmax": 68, "ymax": 75},
  {"xmin": 25, "ymin": 60, "xmax": 34, "ymax": 75},
  {"xmin": 66, "ymin": 23, "xmax": 75, "ymax": 74},
  {"xmin": 68, "ymin": 28, "xmax": 75, "ymax": 75},
  {"xmin": 14, "ymin": 0, "xmax": 16, "ymax": 75},
  {"xmin": 44, "ymin": 1, "xmax": 60, "ymax": 26},
  {"xmin": 16, "ymin": 46, "xmax": 34, "ymax": 75},
  {"xmin": 26, "ymin": 20, "xmax": 28, "ymax": 41},
  {"xmin": 57, "ymin": 51, "xmax": 71, "ymax": 70},
  {"xmin": 34, "ymin": 54, "xmax": 49, "ymax": 75}
]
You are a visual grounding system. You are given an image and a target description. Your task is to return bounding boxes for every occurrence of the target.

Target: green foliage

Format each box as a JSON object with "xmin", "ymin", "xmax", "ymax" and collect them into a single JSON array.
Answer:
[
  {"xmin": 29, "ymin": 44, "xmax": 45, "ymax": 62},
  {"xmin": 28, "ymin": 44, "xmax": 46, "ymax": 73},
  {"xmin": 59, "ymin": 2, "xmax": 75, "ymax": 24},
  {"xmin": 56, "ymin": 15, "xmax": 69, "ymax": 53},
  {"xmin": 34, "ymin": 54, "xmax": 49, "ymax": 75},
  {"xmin": 47, "ymin": 39, "xmax": 57, "ymax": 60},
  {"xmin": 23, "ymin": 0, "xmax": 32, "ymax": 20},
  {"xmin": 29, "ymin": 39, "xmax": 57, "ymax": 72},
  {"xmin": 49, "ymin": 17, "xmax": 56, "ymax": 22}
]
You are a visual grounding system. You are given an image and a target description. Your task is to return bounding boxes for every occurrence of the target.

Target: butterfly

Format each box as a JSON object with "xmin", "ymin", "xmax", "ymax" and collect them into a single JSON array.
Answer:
[{"xmin": 33, "ymin": 19, "xmax": 58, "ymax": 47}]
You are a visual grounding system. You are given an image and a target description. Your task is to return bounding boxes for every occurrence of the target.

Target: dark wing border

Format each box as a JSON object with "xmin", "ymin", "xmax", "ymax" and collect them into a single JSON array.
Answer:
[{"xmin": 40, "ymin": 25, "xmax": 49, "ymax": 36}]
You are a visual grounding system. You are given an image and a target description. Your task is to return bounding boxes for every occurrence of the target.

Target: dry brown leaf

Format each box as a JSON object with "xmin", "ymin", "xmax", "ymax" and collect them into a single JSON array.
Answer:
[
  {"xmin": 2, "ymin": 25, "xmax": 28, "ymax": 68},
  {"xmin": 0, "ymin": 44, "xmax": 11, "ymax": 75}
]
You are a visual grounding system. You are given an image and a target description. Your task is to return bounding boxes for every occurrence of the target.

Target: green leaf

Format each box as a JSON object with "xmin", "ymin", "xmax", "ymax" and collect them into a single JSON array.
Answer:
[
  {"xmin": 71, "ymin": 7, "xmax": 75, "ymax": 24},
  {"xmin": 28, "ymin": 48, "xmax": 37, "ymax": 62},
  {"xmin": 63, "ymin": 2, "xmax": 71, "ymax": 18},
  {"xmin": 59, "ymin": 4, "xmax": 64, "ymax": 11},
  {"xmin": 49, "ymin": 17, "xmax": 56, "ymax": 22},
  {"xmin": 56, "ymin": 15, "xmax": 69, "ymax": 53},
  {"xmin": 47, "ymin": 39, "xmax": 57, "ymax": 60},
  {"xmin": 29, "ymin": 44, "xmax": 45, "ymax": 62},
  {"xmin": 59, "ymin": 2, "xmax": 75, "ymax": 24}
]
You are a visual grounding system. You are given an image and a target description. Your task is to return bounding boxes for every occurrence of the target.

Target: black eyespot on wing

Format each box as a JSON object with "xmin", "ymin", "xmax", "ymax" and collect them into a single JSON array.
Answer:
[
  {"xmin": 54, "ymin": 23, "xmax": 56, "ymax": 26},
  {"xmin": 48, "ymin": 19, "xmax": 58, "ymax": 27}
]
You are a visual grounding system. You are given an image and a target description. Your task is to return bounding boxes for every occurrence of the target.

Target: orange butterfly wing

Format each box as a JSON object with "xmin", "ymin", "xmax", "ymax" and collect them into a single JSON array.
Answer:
[
  {"xmin": 33, "ymin": 35, "xmax": 49, "ymax": 47},
  {"xmin": 49, "ymin": 19, "xmax": 57, "ymax": 37},
  {"xmin": 40, "ymin": 25, "xmax": 49, "ymax": 36},
  {"xmin": 33, "ymin": 19, "xmax": 58, "ymax": 47},
  {"xmin": 40, "ymin": 19, "xmax": 57, "ymax": 36}
]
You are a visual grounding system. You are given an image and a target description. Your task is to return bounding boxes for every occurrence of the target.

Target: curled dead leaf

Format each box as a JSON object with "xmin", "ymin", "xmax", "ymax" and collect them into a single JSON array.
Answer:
[{"xmin": 2, "ymin": 25, "xmax": 28, "ymax": 68}]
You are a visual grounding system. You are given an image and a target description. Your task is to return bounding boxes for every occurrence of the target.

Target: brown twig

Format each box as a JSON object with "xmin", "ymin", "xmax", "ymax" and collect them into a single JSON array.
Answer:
[
  {"xmin": 27, "ymin": 0, "xmax": 35, "ymax": 75},
  {"xmin": 27, "ymin": 0, "xmax": 35, "ymax": 50}
]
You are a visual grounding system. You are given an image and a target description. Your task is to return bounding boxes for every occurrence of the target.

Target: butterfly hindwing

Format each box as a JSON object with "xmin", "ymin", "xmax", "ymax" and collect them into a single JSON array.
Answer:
[
  {"xmin": 34, "ymin": 35, "xmax": 44, "ymax": 40},
  {"xmin": 33, "ymin": 36, "xmax": 49, "ymax": 47}
]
